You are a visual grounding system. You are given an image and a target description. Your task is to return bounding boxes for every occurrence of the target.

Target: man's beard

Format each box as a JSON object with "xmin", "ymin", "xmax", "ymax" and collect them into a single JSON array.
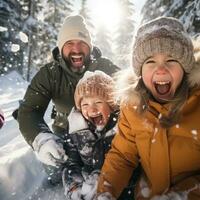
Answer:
[{"xmin": 63, "ymin": 53, "xmax": 91, "ymax": 74}]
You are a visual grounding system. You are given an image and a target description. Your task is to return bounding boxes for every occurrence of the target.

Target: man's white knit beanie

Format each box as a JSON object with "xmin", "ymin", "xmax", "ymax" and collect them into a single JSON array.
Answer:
[{"xmin": 57, "ymin": 15, "xmax": 92, "ymax": 53}]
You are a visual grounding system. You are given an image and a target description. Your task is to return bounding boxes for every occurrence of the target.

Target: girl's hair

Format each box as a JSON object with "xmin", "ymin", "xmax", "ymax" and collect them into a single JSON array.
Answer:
[{"xmin": 135, "ymin": 73, "xmax": 189, "ymax": 128}]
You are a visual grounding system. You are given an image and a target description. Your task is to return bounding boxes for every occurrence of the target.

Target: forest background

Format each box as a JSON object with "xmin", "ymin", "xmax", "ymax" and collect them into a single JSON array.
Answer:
[
  {"xmin": 1, "ymin": 0, "xmax": 200, "ymax": 81},
  {"xmin": 0, "ymin": 1, "xmax": 200, "ymax": 199}
]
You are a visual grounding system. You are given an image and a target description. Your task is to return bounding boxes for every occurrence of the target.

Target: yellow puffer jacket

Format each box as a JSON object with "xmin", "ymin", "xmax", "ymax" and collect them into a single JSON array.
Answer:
[
  {"xmin": 97, "ymin": 89, "xmax": 200, "ymax": 199},
  {"xmin": 97, "ymin": 44, "xmax": 200, "ymax": 200}
]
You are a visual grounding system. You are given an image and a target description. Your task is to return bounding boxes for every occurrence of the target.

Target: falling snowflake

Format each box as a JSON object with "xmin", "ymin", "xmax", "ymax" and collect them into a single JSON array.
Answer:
[
  {"xmin": 158, "ymin": 113, "xmax": 162, "ymax": 119},
  {"xmin": 11, "ymin": 44, "xmax": 20, "ymax": 52},
  {"xmin": 191, "ymin": 130, "xmax": 198, "ymax": 135},
  {"xmin": 151, "ymin": 139, "xmax": 156, "ymax": 143},
  {"xmin": 175, "ymin": 124, "xmax": 180, "ymax": 128},
  {"xmin": 19, "ymin": 31, "xmax": 28, "ymax": 43},
  {"xmin": 0, "ymin": 26, "xmax": 8, "ymax": 32}
]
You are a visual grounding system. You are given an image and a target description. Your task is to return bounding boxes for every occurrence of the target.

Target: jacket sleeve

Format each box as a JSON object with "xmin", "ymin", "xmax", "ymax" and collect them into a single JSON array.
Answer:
[
  {"xmin": 18, "ymin": 65, "xmax": 53, "ymax": 145},
  {"xmin": 65, "ymin": 109, "xmax": 90, "ymax": 184},
  {"xmin": 97, "ymin": 108, "xmax": 139, "ymax": 198}
]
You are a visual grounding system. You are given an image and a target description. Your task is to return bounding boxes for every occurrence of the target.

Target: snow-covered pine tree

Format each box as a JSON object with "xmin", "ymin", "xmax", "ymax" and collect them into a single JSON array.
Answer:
[
  {"xmin": 0, "ymin": 0, "xmax": 23, "ymax": 75},
  {"xmin": 22, "ymin": 0, "xmax": 40, "ymax": 81},
  {"xmin": 141, "ymin": 0, "xmax": 168, "ymax": 23},
  {"xmin": 32, "ymin": 0, "xmax": 74, "ymax": 73},
  {"xmin": 79, "ymin": 0, "xmax": 94, "ymax": 38},
  {"xmin": 94, "ymin": 23, "xmax": 114, "ymax": 61},
  {"xmin": 0, "ymin": 0, "xmax": 45, "ymax": 78},
  {"xmin": 114, "ymin": 0, "xmax": 135, "ymax": 69},
  {"xmin": 79, "ymin": 0, "xmax": 97, "ymax": 44},
  {"xmin": 142, "ymin": 0, "xmax": 200, "ymax": 38}
]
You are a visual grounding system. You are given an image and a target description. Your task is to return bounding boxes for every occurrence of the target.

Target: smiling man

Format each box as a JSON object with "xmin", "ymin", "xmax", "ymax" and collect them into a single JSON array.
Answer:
[
  {"xmin": 57, "ymin": 15, "xmax": 93, "ymax": 73},
  {"xmin": 18, "ymin": 15, "xmax": 119, "ymax": 185},
  {"xmin": 62, "ymin": 40, "xmax": 90, "ymax": 72}
]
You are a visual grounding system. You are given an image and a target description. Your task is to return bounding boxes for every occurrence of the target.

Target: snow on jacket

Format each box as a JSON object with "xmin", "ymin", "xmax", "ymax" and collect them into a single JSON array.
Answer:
[
  {"xmin": 18, "ymin": 47, "xmax": 119, "ymax": 145},
  {"xmin": 97, "ymin": 48, "xmax": 200, "ymax": 199},
  {"xmin": 0, "ymin": 108, "xmax": 4, "ymax": 129},
  {"xmin": 63, "ymin": 108, "xmax": 118, "ymax": 186}
]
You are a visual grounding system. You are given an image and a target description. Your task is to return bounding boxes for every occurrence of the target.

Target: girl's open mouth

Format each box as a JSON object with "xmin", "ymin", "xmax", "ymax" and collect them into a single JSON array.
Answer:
[{"xmin": 154, "ymin": 81, "xmax": 171, "ymax": 95}]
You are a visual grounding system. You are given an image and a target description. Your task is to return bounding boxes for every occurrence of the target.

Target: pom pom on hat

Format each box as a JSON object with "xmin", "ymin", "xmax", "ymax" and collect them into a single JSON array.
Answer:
[
  {"xmin": 57, "ymin": 15, "xmax": 92, "ymax": 53},
  {"xmin": 132, "ymin": 17, "xmax": 195, "ymax": 76}
]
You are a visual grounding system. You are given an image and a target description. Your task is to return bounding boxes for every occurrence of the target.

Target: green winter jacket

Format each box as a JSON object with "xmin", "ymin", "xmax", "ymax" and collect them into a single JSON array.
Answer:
[{"xmin": 18, "ymin": 47, "xmax": 119, "ymax": 145}]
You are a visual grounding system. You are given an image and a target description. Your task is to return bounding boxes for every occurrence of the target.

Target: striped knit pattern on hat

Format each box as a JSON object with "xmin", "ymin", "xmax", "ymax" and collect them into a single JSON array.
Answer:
[
  {"xmin": 132, "ymin": 17, "xmax": 195, "ymax": 76},
  {"xmin": 74, "ymin": 71, "xmax": 115, "ymax": 110},
  {"xmin": 57, "ymin": 15, "xmax": 92, "ymax": 53}
]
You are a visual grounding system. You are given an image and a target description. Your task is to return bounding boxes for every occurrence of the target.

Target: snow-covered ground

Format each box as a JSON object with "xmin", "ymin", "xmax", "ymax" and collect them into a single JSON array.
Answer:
[
  {"xmin": 0, "ymin": 71, "xmax": 193, "ymax": 200},
  {"xmin": 0, "ymin": 71, "xmax": 65, "ymax": 200}
]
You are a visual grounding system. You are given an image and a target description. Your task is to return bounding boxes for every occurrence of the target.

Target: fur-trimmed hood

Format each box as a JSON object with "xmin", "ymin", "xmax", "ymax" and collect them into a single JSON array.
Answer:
[{"xmin": 114, "ymin": 40, "xmax": 200, "ymax": 106}]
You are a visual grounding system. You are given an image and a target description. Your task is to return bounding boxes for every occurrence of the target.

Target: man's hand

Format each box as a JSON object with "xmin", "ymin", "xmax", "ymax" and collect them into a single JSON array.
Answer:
[{"xmin": 32, "ymin": 132, "xmax": 68, "ymax": 167}]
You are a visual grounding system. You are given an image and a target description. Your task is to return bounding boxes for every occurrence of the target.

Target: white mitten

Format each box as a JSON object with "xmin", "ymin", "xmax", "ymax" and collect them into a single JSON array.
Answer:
[
  {"xmin": 66, "ymin": 184, "xmax": 82, "ymax": 200},
  {"xmin": 70, "ymin": 187, "xmax": 82, "ymax": 200},
  {"xmin": 81, "ymin": 172, "xmax": 99, "ymax": 200},
  {"xmin": 32, "ymin": 132, "xmax": 68, "ymax": 167}
]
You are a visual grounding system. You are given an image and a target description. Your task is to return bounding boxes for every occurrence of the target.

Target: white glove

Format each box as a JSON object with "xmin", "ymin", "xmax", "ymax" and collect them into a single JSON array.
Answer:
[
  {"xmin": 66, "ymin": 184, "xmax": 82, "ymax": 200},
  {"xmin": 62, "ymin": 168, "xmax": 84, "ymax": 200},
  {"xmin": 71, "ymin": 187, "xmax": 82, "ymax": 200},
  {"xmin": 81, "ymin": 172, "xmax": 99, "ymax": 200},
  {"xmin": 32, "ymin": 132, "xmax": 68, "ymax": 167}
]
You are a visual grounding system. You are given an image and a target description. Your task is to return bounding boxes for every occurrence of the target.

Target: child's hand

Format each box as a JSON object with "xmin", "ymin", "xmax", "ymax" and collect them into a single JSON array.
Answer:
[
  {"xmin": 65, "ymin": 182, "xmax": 82, "ymax": 200},
  {"xmin": 81, "ymin": 172, "xmax": 99, "ymax": 200}
]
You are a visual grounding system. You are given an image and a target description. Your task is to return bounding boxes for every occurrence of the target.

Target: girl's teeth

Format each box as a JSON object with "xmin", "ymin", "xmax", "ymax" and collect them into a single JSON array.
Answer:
[{"xmin": 156, "ymin": 81, "xmax": 170, "ymax": 85}]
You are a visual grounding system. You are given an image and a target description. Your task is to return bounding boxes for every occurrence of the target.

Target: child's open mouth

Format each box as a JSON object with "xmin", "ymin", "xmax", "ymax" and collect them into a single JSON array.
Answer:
[
  {"xmin": 154, "ymin": 81, "xmax": 171, "ymax": 95},
  {"xmin": 90, "ymin": 115, "xmax": 103, "ymax": 126}
]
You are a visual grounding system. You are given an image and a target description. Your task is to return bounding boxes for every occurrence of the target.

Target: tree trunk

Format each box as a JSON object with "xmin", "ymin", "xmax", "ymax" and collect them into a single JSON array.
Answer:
[{"xmin": 26, "ymin": 0, "xmax": 34, "ymax": 81}]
